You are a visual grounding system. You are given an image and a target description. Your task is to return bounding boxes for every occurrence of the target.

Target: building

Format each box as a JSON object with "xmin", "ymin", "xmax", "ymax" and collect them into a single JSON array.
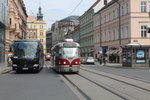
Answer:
[
  {"xmin": 26, "ymin": 6, "xmax": 46, "ymax": 54},
  {"xmin": 72, "ymin": 25, "xmax": 80, "ymax": 43},
  {"xmin": 51, "ymin": 16, "xmax": 79, "ymax": 46},
  {"xmin": 26, "ymin": 16, "xmax": 37, "ymax": 39},
  {"xmin": 94, "ymin": 0, "xmax": 150, "ymax": 63},
  {"xmin": 0, "ymin": 0, "xmax": 9, "ymax": 63},
  {"xmin": 5, "ymin": 0, "xmax": 27, "ymax": 62},
  {"xmin": 93, "ymin": 0, "xmax": 112, "ymax": 59},
  {"xmin": 79, "ymin": 0, "xmax": 101, "ymax": 57},
  {"xmin": 46, "ymin": 30, "xmax": 52, "ymax": 53}
]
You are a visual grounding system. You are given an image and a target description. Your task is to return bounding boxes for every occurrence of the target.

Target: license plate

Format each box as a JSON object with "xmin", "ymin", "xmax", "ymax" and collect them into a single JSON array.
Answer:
[{"xmin": 22, "ymin": 68, "xmax": 28, "ymax": 70}]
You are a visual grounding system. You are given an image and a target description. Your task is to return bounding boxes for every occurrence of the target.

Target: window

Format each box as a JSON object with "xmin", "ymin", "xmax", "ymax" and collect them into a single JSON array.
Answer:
[
  {"xmin": 116, "ymin": 8, "xmax": 119, "ymax": 18},
  {"xmin": 109, "ymin": 31, "xmax": 111, "ymax": 41},
  {"xmin": 141, "ymin": 1, "xmax": 147, "ymax": 12},
  {"xmin": 113, "ymin": 30, "xmax": 115, "ymax": 40},
  {"xmin": 104, "ymin": 15, "xmax": 106, "ymax": 23},
  {"xmin": 113, "ymin": 11, "xmax": 115, "ymax": 19},
  {"xmin": 126, "ymin": 3, "xmax": 129, "ymax": 14},
  {"xmin": 116, "ymin": 28, "xmax": 119, "ymax": 39},
  {"xmin": 10, "ymin": 18, "xmax": 11, "ymax": 25},
  {"xmin": 109, "ymin": 13, "xmax": 111, "ymax": 21},
  {"xmin": 141, "ymin": 25, "xmax": 147, "ymax": 37},
  {"xmin": 125, "ymin": 26, "xmax": 128, "ymax": 38},
  {"xmin": 121, "ymin": 27, "xmax": 124, "ymax": 39},
  {"xmin": 121, "ymin": 5, "xmax": 124, "ymax": 15}
]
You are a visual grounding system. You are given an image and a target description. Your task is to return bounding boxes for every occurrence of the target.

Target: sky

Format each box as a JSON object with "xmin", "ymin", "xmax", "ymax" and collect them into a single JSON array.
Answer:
[{"xmin": 24, "ymin": 0, "xmax": 96, "ymax": 29}]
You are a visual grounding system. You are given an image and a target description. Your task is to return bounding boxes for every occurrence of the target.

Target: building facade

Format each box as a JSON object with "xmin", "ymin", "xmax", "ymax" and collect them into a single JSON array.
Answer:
[
  {"xmin": 51, "ymin": 16, "xmax": 79, "ymax": 46},
  {"xmin": 94, "ymin": 0, "xmax": 150, "ymax": 63},
  {"xmin": 72, "ymin": 25, "xmax": 80, "ymax": 43},
  {"xmin": 79, "ymin": 0, "xmax": 101, "ymax": 57},
  {"xmin": 26, "ymin": 7, "xmax": 46, "ymax": 54},
  {"xmin": 0, "ymin": 0, "xmax": 9, "ymax": 63},
  {"xmin": 46, "ymin": 30, "xmax": 52, "ymax": 53},
  {"xmin": 5, "ymin": 0, "xmax": 27, "ymax": 61}
]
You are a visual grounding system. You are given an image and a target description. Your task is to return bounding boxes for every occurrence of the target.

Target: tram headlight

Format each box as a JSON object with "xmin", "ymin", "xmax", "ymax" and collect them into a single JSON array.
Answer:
[
  {"xmin": 75, "ymin": 61, "xmax": 78, "ymax": 64},
  {"xmin": 63, "ymin": 61, "xmax": 66, "ymax": 64}
]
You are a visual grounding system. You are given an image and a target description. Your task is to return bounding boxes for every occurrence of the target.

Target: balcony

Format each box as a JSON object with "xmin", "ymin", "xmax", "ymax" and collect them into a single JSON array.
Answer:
[
  {"xmin": 9, "ymin": 25, "xmax": 16, "ymax": 32},
  {"xmin": 15, "ymin": 29, "xmax": 20, "ymax": 34},
  {"xmin": 9, "ymin": 8, "xmax": 15, "ymax": 13}
]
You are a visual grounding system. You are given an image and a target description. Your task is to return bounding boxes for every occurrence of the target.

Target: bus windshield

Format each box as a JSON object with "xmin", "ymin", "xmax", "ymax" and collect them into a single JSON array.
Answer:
[
  {"xmin": 13, "ymin": 42, "xmax": 39, "ymax": 59},
  {"xmin": 62, "ymin": 48, "xmax": 78, "ymax": 57}
]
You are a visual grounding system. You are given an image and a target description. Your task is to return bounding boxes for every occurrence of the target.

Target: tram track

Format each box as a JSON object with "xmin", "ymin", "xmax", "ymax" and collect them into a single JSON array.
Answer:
[
  {"xmin": 81, "ymin": 66, "xmax": 150, "ymax": 84},
  {"xmin": 62, "ymin": 74, "xmax": 128, "ymax": 100},
  {"xmin": 62, "ymin": 75, "xmax": 92, "ymax": 100},
  {"xmin": 79, "ymin": 67, "xmax": 150, "ymax": 100},
  {"xmin": 80, "ymin": 67, "xmax": 150, "ymax": 92}
]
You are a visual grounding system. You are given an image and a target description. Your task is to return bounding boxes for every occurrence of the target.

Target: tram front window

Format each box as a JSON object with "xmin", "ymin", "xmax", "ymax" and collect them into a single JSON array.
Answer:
[
  {"xmin": 62, "ymin": 48, "xmax": 78, "ymax": 57},
  {"xmin": 13, "ymin": 42, "xmax": 39, "ymax": 59}
]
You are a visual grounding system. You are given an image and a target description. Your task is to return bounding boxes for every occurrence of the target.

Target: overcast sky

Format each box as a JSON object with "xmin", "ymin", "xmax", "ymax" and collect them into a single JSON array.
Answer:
[{"xmin": 24, "ymin": 0, "xmax": 96, "ymax": 29}]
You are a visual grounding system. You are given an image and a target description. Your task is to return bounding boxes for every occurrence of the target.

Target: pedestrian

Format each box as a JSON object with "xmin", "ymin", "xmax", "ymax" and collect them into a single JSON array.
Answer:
[
  {"xmin": 103, "ymin": 57, "xmax": 106, "ymax": 65},
  {"xmin": 7, "ymin": 53, "xmax": 12, "ymax": 67},
  {"xmin": 103, "ymin": 56, "xmax": 108, "ymax": 65}
]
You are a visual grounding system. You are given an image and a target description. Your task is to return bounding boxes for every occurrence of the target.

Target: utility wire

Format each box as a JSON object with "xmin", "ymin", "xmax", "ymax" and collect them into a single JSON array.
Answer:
[{"xmin": 69, "ymin": 0, "xmax": 83, "ymax": 16}]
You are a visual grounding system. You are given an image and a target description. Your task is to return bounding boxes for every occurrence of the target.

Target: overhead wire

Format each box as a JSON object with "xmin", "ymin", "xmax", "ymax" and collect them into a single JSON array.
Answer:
[{"xmin": 69, "ymin": 0, "xmax": 83, "ymax": 16}]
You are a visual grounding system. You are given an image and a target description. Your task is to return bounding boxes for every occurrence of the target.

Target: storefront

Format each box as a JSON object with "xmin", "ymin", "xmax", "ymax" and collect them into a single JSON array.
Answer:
[
  {"xmin": 122, "ymin": 43, "xmax": 150, "ymax": 67},
  {"xmin": 106, "ymin": 46, "xmax": 122, "ymax": 63},
  {"xmin": 0, "ymin": 26, "xmax": 5, "ymax": 63}
]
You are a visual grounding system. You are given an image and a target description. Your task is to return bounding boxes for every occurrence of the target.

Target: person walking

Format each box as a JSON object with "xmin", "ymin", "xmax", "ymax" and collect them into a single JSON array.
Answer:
[{"xmin": 103, "ymin": 56, "xmax": 108, "ymax": 65}]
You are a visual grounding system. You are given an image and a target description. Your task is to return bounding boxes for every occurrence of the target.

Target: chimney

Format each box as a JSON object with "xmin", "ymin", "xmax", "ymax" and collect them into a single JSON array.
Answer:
[{"xmin": 104, "ymin": 0, "xmax": 107, "ymax": 5}]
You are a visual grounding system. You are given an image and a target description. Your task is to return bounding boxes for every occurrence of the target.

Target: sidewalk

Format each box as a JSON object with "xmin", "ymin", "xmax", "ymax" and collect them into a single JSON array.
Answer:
[
  {"xmin": 95, "ymin": 62, "xmax": 150, "ymax": 69},
  {"xmin": 95, "ymin": 61, "xmax": 122, "ymax": 68},
  {"xmin": 0, "ymin": 63, "xmax": 12, "ymax": 74}
]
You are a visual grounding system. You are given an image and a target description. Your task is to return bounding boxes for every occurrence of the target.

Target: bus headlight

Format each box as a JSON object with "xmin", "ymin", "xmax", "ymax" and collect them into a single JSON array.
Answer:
[
  {"xmin": 33, "ymin": 64, "xmax": 39, "ymax": 67},
  {"xmin": 13, "ymin": 64, "xmax": 17, "ymax": 67}
]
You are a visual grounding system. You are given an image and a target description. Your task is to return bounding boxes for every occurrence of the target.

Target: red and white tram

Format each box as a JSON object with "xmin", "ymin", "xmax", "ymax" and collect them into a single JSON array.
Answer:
[{"xmin": 51, "ymin": 39, "xmax": 80, "ymax": 73}]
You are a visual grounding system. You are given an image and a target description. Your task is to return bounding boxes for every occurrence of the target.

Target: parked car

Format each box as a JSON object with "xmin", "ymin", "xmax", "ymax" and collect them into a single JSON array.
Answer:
[
  {"xmin": 85, "ymin": 57, "xmax": 95, "ymax": 64},
  {"xmin": 45, "ymin": 53, "xmax": 51, "ymax": 61}
]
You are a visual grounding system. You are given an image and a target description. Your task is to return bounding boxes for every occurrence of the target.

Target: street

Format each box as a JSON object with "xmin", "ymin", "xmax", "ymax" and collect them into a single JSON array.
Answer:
[
  {"xmin": 1, "ymin": 62, "xmax": 150, "ymax": 100},
  {"xmin": 0, "ymin": 63, "xmax": 79, "ymax": 100}
]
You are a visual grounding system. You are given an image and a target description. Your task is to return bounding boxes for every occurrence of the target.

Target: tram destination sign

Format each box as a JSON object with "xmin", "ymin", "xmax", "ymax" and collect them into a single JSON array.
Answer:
[{"xmin": 63, "ymin": 42, "xmax": 77, "ymax": 47}]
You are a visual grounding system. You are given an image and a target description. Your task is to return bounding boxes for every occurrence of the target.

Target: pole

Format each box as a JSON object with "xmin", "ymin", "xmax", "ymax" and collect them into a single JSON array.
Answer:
[
  {"xmin": 99, "ymin": 12, "xmax": 102, "ymax": 64},
  {"xmin": 116, "ymin": 0, "xmax": 121, "ymax": 45}
]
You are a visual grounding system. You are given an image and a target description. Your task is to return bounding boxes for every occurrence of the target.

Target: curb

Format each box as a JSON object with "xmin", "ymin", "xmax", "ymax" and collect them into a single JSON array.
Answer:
[
  {"xmin": 104, "ymin": 65, "xmax": 150, "ymax": 69},
  {"xmin": 1, "ymin": 68, "xmax": 12, "ymax": 74}
]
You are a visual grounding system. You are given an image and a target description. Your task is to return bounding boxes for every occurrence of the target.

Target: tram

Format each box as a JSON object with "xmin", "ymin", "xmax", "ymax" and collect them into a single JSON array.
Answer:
[
  {"xmin": 11, "ymin": 39, "xmax": 44, "ymax": 73},
  {"xmin": 51, "ymin": 39, "xmax": 80, "ymax": 73}
]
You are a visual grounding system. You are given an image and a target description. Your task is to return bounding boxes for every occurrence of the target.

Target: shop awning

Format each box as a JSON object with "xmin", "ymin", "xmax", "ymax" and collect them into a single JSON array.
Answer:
[
  {"xmin": 117, "ymin": 51, "xmax": 122, "ymax": 55},
  {"xmin": 106, "ymin": 50, "xmax": 115, "ymax": 55},
  {"xmin": 113, "ymin": 50, "xmax": 119, "ymax": 54}
]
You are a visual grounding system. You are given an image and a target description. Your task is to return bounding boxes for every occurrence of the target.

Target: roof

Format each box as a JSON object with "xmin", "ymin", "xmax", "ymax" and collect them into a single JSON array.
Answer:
[
  {"xmin": 87, "ymin": 0, "xmax": 101, "ymax": 11},
  {"xmin": 60, "ymin": 16, "xmax": 79, "ymax": 22},
  {"xmin": 27, "ymin": 15, "xmax": 36, "ymax": 21},
  {"xmin": 97, "ymin": 0, "xmax": 118, "ymax": 13}
]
